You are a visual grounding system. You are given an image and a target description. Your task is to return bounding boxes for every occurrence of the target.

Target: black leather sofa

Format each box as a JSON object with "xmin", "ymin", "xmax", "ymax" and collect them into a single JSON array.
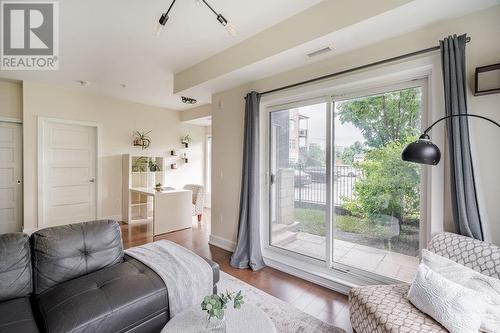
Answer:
[{"xmin": 0, "ymin": 220, "xmax": 220, "ymax": 333}]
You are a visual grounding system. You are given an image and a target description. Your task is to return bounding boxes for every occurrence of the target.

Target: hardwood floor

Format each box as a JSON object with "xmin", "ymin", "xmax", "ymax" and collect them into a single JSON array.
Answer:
[{"xmin": 120, "ymin": 211, "xmax": 352, "ymax": 332}]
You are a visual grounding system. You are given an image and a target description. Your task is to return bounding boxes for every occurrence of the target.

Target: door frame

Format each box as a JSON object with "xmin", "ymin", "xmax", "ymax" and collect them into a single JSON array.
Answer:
[
  {"xmin": 0, "ymin": 118, "xmax": 23, "ymax": 232},
  {"xmin": 205, "ymin": 134, "xmax": 212, "ymax": 208},
  {"xmin": 37, "ymin": 117, "xmax": 103, "ymax": 228},
  {"xmin": 259, "ymin": 54, "xmax": 446, "ymax": 289},
  {"xmin": 329, "ymin": 78, "xmax": 429, "ymax": 281},
  {"xmin": 265, "ymin": 96, "xmax": 334, "ymax": 263}
]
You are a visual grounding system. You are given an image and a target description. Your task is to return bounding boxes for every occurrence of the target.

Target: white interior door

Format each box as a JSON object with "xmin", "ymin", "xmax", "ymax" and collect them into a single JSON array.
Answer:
[
  {"xmin": 0, "ymin": 122, "xmax": 22, "ymax": 233},
  {"xmin": 40, "ymin": 120, "xmax": 97, "ymax": 227}
]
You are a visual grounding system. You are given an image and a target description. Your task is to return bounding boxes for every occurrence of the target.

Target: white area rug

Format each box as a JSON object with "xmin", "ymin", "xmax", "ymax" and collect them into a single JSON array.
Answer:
[{"xmin": 218, "ymin": 271, "xmax": 346, "ymax": 333}]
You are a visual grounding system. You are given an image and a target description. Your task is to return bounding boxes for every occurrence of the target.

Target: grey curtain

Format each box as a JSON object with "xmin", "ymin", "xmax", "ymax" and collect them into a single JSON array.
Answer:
[
  {"xmin": 230, "ymin": 91, "xmax": 266, "ymax": 270},
  {"xmin": 440, "ymin": 34, "xmax": 484, "ymax": 240}
]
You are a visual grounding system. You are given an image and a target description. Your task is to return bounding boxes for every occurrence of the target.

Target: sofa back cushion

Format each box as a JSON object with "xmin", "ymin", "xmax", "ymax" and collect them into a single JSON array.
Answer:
[
  {"xmin": 31, "ymin": 220, "xmax": 123, "ymax": 294},
  {"xmin": 428, "ymin": 232, "xmax": 500, "ymax": 279},
  {"xmin": 0, "ymin": 233, "xmax": 32, "ymax": 301}
]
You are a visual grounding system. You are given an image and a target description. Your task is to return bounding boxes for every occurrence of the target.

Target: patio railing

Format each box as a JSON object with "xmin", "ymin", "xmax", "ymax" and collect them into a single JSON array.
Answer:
[{"xmin": 293, "ymin": 164, "xmax": 358, "ymax": 208}]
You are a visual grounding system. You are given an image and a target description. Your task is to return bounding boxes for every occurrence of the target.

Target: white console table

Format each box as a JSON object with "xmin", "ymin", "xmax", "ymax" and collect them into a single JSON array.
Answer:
[{"xmin": 129, "ymin": 187, "xmax": 192, "ymax": 236}]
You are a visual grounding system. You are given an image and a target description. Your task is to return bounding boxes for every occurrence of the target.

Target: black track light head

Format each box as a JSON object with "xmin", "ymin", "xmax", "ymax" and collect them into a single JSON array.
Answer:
[{"xmin": 216, "ymin": 14, "xmax": 228, "ymax": 26}]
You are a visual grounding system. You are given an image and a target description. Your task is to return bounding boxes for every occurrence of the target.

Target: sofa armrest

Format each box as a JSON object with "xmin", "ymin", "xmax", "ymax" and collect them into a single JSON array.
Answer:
[
  {"xmin": 201, "ymin": 257, "xmax": 220, "ymax": 294},
  {"xmin": 428, "ymin": 232, "xmax": 500, "ymax": 279}
]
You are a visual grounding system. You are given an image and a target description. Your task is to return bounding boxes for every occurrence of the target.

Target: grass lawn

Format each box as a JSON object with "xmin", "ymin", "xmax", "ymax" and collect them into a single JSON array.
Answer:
[
  {"xmin": 294, "ymin": 207, "xmax": 420, "ymax": 256},
  {"xmin": 295, "ymin": 208, "xmax": 399, "ymax": 237}
]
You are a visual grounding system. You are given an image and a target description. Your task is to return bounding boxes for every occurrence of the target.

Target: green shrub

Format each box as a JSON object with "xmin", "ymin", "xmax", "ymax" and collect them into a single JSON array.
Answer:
[{"xmin": 342, "ymin": 139, "xmax": 420, "ymax": 222}]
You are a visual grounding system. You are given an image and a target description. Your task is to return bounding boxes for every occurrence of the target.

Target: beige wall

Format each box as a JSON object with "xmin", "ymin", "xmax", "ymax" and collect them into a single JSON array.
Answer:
[
  {"xmin": 0, "ymin": 81, "xmax": 22, "ymax": 120},
  {"xmin": 211, "ymin": 6, "xmax": 500, "ymax": 246},
  {"xmin": 22, "ymin": 81, "xmax": 205, "ymax": 232},
  {"xmin": 180, "ymin": 104, "xmax": 212, "ymax": 122}
]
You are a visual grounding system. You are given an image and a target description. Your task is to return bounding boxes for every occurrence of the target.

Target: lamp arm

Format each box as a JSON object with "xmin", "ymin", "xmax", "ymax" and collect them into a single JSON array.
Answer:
[{"xmin": 423, "ymin": 114, "xmax": 500, "ymax": 134}]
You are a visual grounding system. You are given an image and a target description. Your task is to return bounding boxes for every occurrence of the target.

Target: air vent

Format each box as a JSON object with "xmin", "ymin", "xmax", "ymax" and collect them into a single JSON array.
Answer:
[{"xmin": 307, "ymin": 47, "xmax": 332, "ymax": 58}]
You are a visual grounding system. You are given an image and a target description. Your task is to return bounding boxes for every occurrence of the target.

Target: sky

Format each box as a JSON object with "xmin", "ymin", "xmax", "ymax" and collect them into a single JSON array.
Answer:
[{"xmin": 298, "ymin": 103, "xmax": 365, "ymax": 149}]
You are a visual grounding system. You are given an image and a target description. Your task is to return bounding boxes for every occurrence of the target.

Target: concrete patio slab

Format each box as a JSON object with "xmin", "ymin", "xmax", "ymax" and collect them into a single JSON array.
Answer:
[{"xmin": 273, "ymin": 231, "xmax": 419, "ymax": 283}]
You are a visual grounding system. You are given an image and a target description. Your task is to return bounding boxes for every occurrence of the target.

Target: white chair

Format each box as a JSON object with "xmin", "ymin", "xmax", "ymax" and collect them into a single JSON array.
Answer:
[{"xmin": 183, "ymin": 184, "xmax": 205, "ymax": 222}]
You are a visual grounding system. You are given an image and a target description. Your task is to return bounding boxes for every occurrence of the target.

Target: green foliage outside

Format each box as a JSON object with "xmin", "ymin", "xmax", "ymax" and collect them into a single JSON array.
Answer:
[
  {"xmin": 295, "ymin": 208, "xmax": 392, "ymax": 237},
  {"xmin": 337, "ymin": 141, "xmax": 365, "ymax": 164},
  {"xmin": 337, "ymin": 87, "xmax": 422, "ymax": 224},
  {"xmin": 294, "ymin": 207, "xmax": 420, "ymax": 255},
  {"xmin": 338, "ymin": 88, "xmax": 421, "ymax": 148},
  {"xmin": 300, "ymin": 143, "xmax": 325, "ymax": 167},
  {"xmin": 342, "ymin": 139, "xmax": 420, "ymax": 222}
]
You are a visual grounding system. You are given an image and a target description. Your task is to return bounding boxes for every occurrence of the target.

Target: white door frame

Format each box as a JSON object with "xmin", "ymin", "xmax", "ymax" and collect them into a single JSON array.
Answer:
[
  {"xmin": 205, "ymin": 134, "xmax": 212, "ymax": 208},
  {"xmin": 0, "ymin": 119, "xmax": 23, "ymax": 232},
  {"xmin": 259, "ymin": 54, "xmax": 445, "ymax": 290},
  {"xmin": 37, "ymin": 117, "xmax": 103, "ymax": 228}
]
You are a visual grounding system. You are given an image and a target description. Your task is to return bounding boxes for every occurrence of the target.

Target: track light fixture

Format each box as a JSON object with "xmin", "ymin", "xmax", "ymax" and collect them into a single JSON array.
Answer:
[
  {"xmin": 181, "ymin": 96, "xmax": 197, "ymax": 104},
  {"xmin": 153, "ymin": 0, "xmax": 237, "ymax": 37}
]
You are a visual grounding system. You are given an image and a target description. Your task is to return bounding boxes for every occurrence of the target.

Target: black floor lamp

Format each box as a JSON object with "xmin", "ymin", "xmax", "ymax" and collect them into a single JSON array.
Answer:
[{"xmin": 402, "ymin": 114, "xmax": 500, "ymax": 165}]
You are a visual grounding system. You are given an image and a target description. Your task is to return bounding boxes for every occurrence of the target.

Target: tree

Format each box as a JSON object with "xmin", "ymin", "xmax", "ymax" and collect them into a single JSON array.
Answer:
[
  {"xmin": 338, "ymin": 87, "xmax": 423, "ymax": 224},
  {"xmin": 300, "ymin": 144, "xmax": 325, "ymax": 167},
  {"xmin": 337, "ymin": 89, "xmax": 421, "ymax": 148},
  {"xmin": 340, "ymin": 141, "xmax": 365, "ymax": 164}
]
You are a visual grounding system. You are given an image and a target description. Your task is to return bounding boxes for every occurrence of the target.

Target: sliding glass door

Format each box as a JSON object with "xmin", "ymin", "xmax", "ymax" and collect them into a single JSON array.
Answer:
[
  {"xmin": 269, "ymin": 101, "xmax": 330, "ymax": 260},
  {"xmin": 268, "ymin": 82, "xmax": 425, "ymax": 283},
  {"xmin": 331, "ymin": 86, "xmax": 423, "ymax": 282}
]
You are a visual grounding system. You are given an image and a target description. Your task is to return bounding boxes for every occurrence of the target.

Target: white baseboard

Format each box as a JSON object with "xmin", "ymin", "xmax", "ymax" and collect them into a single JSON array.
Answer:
[
  {"xmin": 209, "ymin": 234, "xmax": 236, "ymax": 252},
  {"xmin": 22, "ymin": 228, "xmax": 39, "ymax": 235},
  {"xmin": 102, "ymin": 215, "xmax": 122, "ymax": 222},
  {"xmin": 264, "ymin": 255, "xmax": 353, "ymax": 295}
]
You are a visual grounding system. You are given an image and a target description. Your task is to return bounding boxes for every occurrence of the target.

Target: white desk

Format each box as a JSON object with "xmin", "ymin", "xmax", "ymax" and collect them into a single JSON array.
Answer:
[{"xmin": 129, "ymin": 187, "xmax": 192, "ymax": 236}]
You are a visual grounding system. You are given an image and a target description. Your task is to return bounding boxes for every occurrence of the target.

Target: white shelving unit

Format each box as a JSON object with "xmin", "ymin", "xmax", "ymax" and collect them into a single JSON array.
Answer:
[{"xmin": 122, "ymin": 154, "xmax": 165, "ymax": 223}]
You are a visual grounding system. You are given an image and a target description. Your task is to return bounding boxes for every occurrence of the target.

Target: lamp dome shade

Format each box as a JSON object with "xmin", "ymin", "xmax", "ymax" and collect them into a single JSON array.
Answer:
[{"xmin": 401, "ymin": 135, "xmax": 441, "ymax": 165}]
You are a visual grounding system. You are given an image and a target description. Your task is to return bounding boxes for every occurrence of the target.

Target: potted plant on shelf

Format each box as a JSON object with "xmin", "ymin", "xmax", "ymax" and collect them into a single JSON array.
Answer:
[
  {"xmin": 181, "ymin": 134, "xmax": 192, "ymax": 148},
  {"xmin": 201, "ymin": 290, "xmax": 244, "ymax": 331},
  {"xmin": 149, "ymin": 160, "xmax": 161, "ymax": 172},
  {"xmin": 133, "ymin": 131, "xmax": 152, "ymax": 149}
]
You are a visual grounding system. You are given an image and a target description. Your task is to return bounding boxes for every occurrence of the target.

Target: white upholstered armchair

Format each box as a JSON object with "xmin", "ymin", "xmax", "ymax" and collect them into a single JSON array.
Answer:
[{"xmin": 183, "ymin": 184, "xmax": 205, "ymax": 222}]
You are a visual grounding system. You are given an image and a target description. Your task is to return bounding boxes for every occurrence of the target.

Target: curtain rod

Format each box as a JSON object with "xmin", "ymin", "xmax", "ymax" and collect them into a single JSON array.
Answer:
[{"xmin": 254, "ymin": 36, "xmax": 471, "ymax": 98}]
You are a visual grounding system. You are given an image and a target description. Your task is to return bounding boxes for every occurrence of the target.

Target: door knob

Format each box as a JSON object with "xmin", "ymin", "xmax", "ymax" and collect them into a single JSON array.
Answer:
[
  {"xmin": 17, "ymin": 180, "xmax": 21, "ymax": 184},
  {"xmin": 89, "ymin": 178, "xmax": 95, "ymax": 183}
]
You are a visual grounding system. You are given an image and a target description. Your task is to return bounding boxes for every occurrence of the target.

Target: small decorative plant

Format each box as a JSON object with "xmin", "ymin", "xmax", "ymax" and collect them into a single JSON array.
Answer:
[
  {"xmin": 133, "ymin": 130, "xmax": 152, "ymax": 149},
  {"xmin": 149, "ymin": 160, "xmax": 160, "ymax": 172},
  {"xmin": 181, "ymin": 134, "xmax": 192, "ymax": 148},
  {"xmin": 201, "ymin": 290, "xmax": 244, "ymax": 321}
]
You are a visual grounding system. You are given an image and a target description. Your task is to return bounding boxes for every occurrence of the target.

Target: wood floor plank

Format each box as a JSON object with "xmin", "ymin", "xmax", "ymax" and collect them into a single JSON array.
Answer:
[{"xmin": 119, "ymin": 212, "xmax": 351, "ymax": 332}]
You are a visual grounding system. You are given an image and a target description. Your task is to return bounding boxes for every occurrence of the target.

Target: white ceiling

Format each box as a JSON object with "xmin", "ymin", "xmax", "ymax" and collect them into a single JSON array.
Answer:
[
  {"xmin": 1, "ymin": 0, "xmax": 498, "ymax": 112},
  {"xmin": 0, "ymin": 0, "xmax": 321, "ymax": 110},
  {"xmin": 180, "ymin": 0, "xmax": 500, "ymax": 99}
]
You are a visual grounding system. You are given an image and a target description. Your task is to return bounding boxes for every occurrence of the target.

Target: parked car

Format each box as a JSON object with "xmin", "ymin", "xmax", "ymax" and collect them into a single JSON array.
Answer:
[
  {"xmin": 294, "ymin": 169, "xmax": 312, "ymax": 187},
  {"xmin": 307, "ymin": 167, "xmax": 327, "ymax": 183}
]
